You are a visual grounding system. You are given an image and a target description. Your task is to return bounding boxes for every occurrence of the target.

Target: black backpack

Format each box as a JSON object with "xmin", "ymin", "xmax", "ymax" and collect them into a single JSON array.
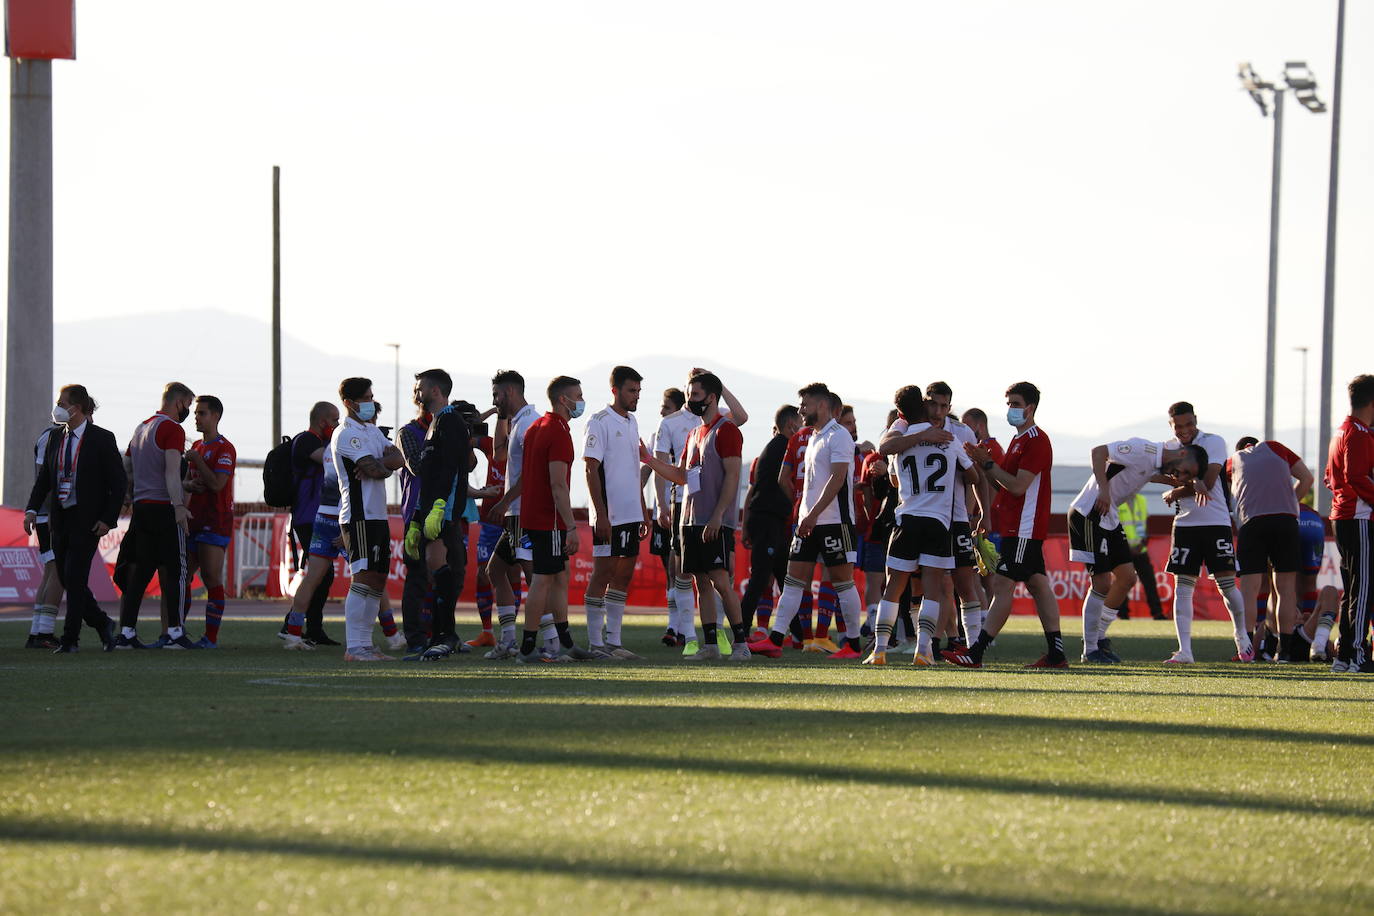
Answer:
[{"xmin": 262, "ymin": 435, "xmax": 296, "ymax": 508}]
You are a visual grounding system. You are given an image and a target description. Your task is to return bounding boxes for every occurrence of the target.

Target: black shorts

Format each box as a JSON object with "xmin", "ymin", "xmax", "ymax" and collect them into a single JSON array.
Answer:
[
  {"xmin": 1068, "ymin": 511, "xmax": 1132, "ymax": 574},
  {"xmin": 1237, "ymin": 514, "xmax": 1301, "ymax": 576},
  {"xmin": 950, "ymin": 520, "xmax": 977, "ymax": 570},
  {"xmin": 493, "ymin": 515, "xmax": 532, "ymax": 566},
  {"xmin": 887, "ymin": 515, "xmax": 952, "ymax": 572},
  {"xmin": 35, "ymin": 521, "xmax": 54, "ymax": 564},
  {"xmin": 594, "ymin": 522, "xmax": 642, "ymax": 559},
  {"xmin": 790, "ymin": 523, "xmax": 856, "ymax": 569},
  {"xmin": 650, "ymin": 522, "xmax": 671, "ymax": 557},
  {"xmin": 341, "ymin": 518, "xmax": 391, "ymax": 576},
  {"xmin": 1168, "ymin": 524, "xmax": 1236, "ymax": 577},
  {"xmin": 526, "ymin": 528, "xmax": 569, "ymax": 575},
  {"xmin": 681, "ymin": 525, "xmax": 734, "ymax": 574},
  {"xmin": 995, "ymin": 537, "xmax": 1046, "ymax": 583}
]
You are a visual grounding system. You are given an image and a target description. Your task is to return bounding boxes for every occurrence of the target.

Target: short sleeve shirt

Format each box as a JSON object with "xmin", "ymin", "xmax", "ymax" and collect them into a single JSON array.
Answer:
[
  {"xmin": 800, "ymin": 420, "xmax": 857, "ymax": 526},
  {"xmin": 188, "ymin": 435, "xmax": 237, "ymax": 536},
  {"xmin": 502, "ymin": 404, "xmax": 540, "ymax": 517},
  {"xmin": 331, "ymin": 417, "xmax": 392, "ymax": 523},
  {"xmin": 1165, "ymin": 430, "xmax": 1231, "ymax": 527},
  {"xmin": 520, "ymin": 413, "xmax": 575, "ymax": 531},
  {"xmin": 888, "ymin": 418, "xmax": 974, "ymax": 525},
  {"xmin": 584, "ymin": 406, "xmax": 643, "ymax": 527},
  {"xmin": 995, "ymin": 425, "xmax": 1053, "ymax": 540},
  {"xmin": 1067, "ymin": 438, "xmax": 1164, "ymax": 530}
]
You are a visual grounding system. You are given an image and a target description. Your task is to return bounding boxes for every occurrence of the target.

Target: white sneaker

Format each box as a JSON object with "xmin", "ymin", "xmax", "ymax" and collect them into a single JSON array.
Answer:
[
  {"xmin": 1332, "ymin": 658, "xmax": 1351, "ymax": 673},
  {"xmin": 485, "ymin": 640, "xmax": 519, "ymax": 660},
  {"xmin": 684, "ymin": 645, "xmax": 721, "ymax": 662},
  {"xmin": 385, "ymin": 632, "xmax": 407, "ymax": 650},
  {"xmin": 588, "ymin": 645, "xmax": 616, "ymax": 659},
  {"xmin": 343, "ymin": 646, "xmax": 396, "ymax": 662},
  {"xmin": 282, "ymin": 634, "xmax": 314, "ymax": 651},
  {"xmin": 727, "ymin": 643, "xmax": 752, "ymax": 661},
  {"xmin": 608, "ymin": 645, "xmax": 642, "ymax": 661},
  {"xmin": 1163, "ymin": 651, "xmax": 1194, "ymax": 665}
]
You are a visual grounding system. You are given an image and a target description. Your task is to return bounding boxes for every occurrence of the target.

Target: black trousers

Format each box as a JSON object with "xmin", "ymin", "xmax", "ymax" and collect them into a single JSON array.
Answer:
[
  {"xmin": 51, "ymin": 514, "xmax": 112, "ymax": 645},
  {"xmin": 1334, "ymin": 519, "xmax": 1371, "ymax": 665},
  {"xmin": 118, "ymin": 503, "xmax": 187, "ymax": 631},
  {"xmin": 1120, "ymin": 550, "xmax": 1165, "ymax": 618},
  {"xmin": 741, "ymin": 513, "xmax": 789, "ymax": 624},
  {"xmin": 403, "ymin": 523, "xmax": 464, "ymax": 645}
]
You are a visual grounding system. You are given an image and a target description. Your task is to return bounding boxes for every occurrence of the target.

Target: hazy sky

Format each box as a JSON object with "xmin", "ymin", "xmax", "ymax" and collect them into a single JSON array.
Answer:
[{"xmin": 5, "ymin": 1, "xmax": 1372, "ymax": 455}]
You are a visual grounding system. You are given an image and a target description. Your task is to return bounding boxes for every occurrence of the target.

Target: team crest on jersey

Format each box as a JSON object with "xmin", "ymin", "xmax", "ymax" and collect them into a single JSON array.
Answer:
[
  {"xmin": 588, "ymin": 434, "xmax": 597, "ymax": 448},
  {"xmin": 350, "ymin": 437, "xmax": 361, "ymax": 449}
]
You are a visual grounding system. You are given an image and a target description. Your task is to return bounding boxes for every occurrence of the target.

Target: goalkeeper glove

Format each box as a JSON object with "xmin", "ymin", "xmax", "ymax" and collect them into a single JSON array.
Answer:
[
  {"xmin": 423, "ymin": 499, "xmax": 447, "ymax": 539},
  {"xmin": 403, "ymin": 522, "xmax": 422, "ymax": 560}
]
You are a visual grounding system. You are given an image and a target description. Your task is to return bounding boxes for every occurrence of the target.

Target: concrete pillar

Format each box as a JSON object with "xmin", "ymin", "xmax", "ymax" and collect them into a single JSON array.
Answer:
[{"xmin": 5, "ymin": 59, "xmax": 54, "ymax": 507}]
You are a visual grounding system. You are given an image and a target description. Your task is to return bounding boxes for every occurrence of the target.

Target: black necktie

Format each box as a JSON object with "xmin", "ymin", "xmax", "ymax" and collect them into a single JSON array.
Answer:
[{"xmin": 63, "ymin": 431, "xmax": 74, "ymax": 473}]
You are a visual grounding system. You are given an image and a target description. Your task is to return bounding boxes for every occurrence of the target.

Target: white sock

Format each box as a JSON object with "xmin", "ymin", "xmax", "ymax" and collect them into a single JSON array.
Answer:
[
  {"xmin": 168, "ymin": 625, "xmax": 185, "ymax": 640},
  {"xmin": 1314, "ymin": 614, "xmax": 1335, "ymax": 655},
  {"xmin": 1217, "ymin": 578, "xmax": 1251, "ymax": 650},
  {"xmin": 665, "ymin": 589, "xmax": 678, "ymax": 631},
  {"xmin": 874, "ymin": 599, "xmax": 900, "ymax": 651},
  {"xmin": 1081, "ymin": 589, "xmax": 1105, "ymax": 654},
  {"xmin": 344, "ymin": 583, "xmax": 375, "ymax": 651},
  {"xmin": 497, "ymin": 604, "xmax": 517, "ymax": 642},
  {"xmin": 960, "ymin": 600, "xmax": 983, "ymax": 645},
  {"xmin": 585, "ymin": 594, "xmax": 606, "ymax": 647},
  {"xmin": 916, "ymin": 598, "xmax": 939, "ymax": 655},
  {"xmin": 1098, "ymin": 612, "xmax": 1114, "ymax": 642},
  {"xmin": 122, "ymin": 626, "xmax": 137, "ymax": 639},
  {"xmin": 835, "ymin": 580, "xmax": 863, "ymax": 643},
  {"xmin": 605, "ymin": 588, "xmax": 627, "ymax": 646},
  {"xmin": 1173, "ymin": 579, "xmax": 1195, "ymax": 656},
  {"xmin": 673, "ymin": 577, "xmax": 697, "ymax": 639},
  {"xmin": 539, "ymin": 613, "xmax": 557, "ymax": 649},
  {"xmin": 770, "ymin": 577, "xmax": 807, "ymax": 636},
  {"xmin": 30, "ymin": 605, "xmax": 57, "ymax": 636}
]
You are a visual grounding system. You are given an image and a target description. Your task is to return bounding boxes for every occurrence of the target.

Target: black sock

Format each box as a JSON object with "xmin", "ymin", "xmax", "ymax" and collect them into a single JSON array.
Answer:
[
  {"xmin": 846, "ymin": 636, "xmax": 861, "ymax": 652},
  {"xmin": 521, "ymin": 629, "xmax": 538, "ymax": 655},
  {"xmin": 703, "ymin": 623, "xmax": 717, "ymax": 646},
  {"xmin": 932, "ymin": 636, "xmax": 942, "ymax": 655},
  {"xmin": 789, "ymin": 617, "xmax": 804, "ymax": 641},
  {"xmin": 431, "ymin": 565, "xmax": 458, "ymax": 640},
  {"xmin": 970, "ymin": 629, "xmax": 993, "ymax": 661},
  {"xmin": 1045, "ymin": 630, "xmax": 1064, "ymax": 659},
  {"xmin": 770, "ymin": 630, "xmax": 785, "ymax": 647},
  {"xmin": 731, "ymin": 621, "xmax": 749, "ymax": 644},
  {"xmin": 555, "ymin": 621, "xmax": 574, "ymax": 649}
]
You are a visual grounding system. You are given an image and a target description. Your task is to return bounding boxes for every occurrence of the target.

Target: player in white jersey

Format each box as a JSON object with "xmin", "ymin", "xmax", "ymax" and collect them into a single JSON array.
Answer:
[
  {"xmin": 866, "ymin": 387, "xmax": 975, "ymax": 665},
  {"xmin": 748, "ymin": 383, "xmax": 868, "ymax": 660},
  {"xmin": 583, "ymin": 366, "xmax": 652, "ymax": 659},
  {"xmin": 1163, "ymin": 402, "xmax": 1253, "ymax": 661},
  {"xmin": 923, "ymin": 382, "xmax": 993, "ymax": 651},
  {"xmin": 483, "ymin": 369, "xmax": 544, "ymax": 658},
  {"xmin": 331, "ymin": 377, "xmax": 404, "ymax": 662},
  {"xmin": 653, "ymin": 368, "xmax": 748, "ymax": 655},
  {"xmin": 1067, "ymin": 438, "xmax": 1204, "ymax": 663}
]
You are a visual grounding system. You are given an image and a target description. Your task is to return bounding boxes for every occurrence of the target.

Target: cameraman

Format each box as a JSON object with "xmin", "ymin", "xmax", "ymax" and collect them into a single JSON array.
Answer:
[{"xmin": 404, "ymin": 369, "xmax": 481, "ymax": 660}]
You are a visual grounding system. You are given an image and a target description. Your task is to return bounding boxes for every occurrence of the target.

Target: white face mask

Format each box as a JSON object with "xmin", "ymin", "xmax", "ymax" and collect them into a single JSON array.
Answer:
[
  {"xmin": 1006, "ymin": 407, "xmax": 1026, "ymax": 427},
  {"xmin": 52, "ymin": 405, "xmax": 71, "ymax": 425},
  {"xmin": 569, "ymin": 399, "xmax": 585, "ymax": 420}
]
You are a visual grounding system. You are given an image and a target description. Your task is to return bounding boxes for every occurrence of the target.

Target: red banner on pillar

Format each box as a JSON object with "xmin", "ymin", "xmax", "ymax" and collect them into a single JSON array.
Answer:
[{"xmin": 6, "ymin": 0, "xmax": 76, "ymax": 60}]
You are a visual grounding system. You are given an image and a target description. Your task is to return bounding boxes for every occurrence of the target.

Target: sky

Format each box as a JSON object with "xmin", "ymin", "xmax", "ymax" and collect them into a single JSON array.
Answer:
[{"xmin": 4, "ymin": 1, "xmax": 1373, "ymax": 471}]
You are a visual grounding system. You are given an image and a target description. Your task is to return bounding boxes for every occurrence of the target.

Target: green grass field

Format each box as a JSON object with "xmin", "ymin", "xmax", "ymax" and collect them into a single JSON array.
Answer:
[{"xmin": 3, "ymin": 616, "xmax": 1373, "ymax": 915}]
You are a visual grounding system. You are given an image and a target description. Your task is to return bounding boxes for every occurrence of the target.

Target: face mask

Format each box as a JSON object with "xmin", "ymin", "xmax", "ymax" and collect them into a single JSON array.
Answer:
[
  {"xmin": 177, "ymin": 405, "xmax": 191, "ymax": 423},
  {"xmin": 51, "ymin": 405, "xmax": 71, "ymax": 425},
  {"xmin": 356, "ymin": 401, "xmax": 377, "ymax": 422},
  {"xmin": 568, "ymin": 399, "xmax": 585, "ymax": 420},
  {"xmin": 1006, "ymin": 407, "xmax": 1026, "ymax": 427},
  {"xmin": 687, "ymin": 399, "xmax": 708, "ymax": 417}
]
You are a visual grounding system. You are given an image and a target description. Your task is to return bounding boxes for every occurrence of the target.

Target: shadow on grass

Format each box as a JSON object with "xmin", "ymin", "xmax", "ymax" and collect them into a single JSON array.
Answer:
[
  {"xmin": 0, "ymin": 816, "xmax": 1243, "ymax": 916},
  {"xmin": 18, "ymin": 687, "xmax": 1374, "ymax": 819}
]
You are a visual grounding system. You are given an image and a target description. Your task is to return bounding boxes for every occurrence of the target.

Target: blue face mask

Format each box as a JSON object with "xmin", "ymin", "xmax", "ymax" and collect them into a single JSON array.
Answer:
[
  {"xmin": 568, "ymin": 399, "xmax": 585, "ymax": 420},
  {"xmin": 356, "ymin": 401, "xmax": 377, "ymax": 422},
  {"xmin": 1006, "ymin": 407, "xmax": 1026, "ymax": 427}
]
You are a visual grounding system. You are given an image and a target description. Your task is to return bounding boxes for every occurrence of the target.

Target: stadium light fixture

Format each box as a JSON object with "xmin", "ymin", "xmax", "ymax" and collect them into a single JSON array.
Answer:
[{"xmin": 1236, "ymin": 60, "xmax": 1327, "ymax": 442}]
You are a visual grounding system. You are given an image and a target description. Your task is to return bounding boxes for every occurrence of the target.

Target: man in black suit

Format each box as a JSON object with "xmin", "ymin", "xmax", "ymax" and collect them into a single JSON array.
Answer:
[{"xmin": 24, "ymin": 384, "xmax": 127, "ymax": 653}]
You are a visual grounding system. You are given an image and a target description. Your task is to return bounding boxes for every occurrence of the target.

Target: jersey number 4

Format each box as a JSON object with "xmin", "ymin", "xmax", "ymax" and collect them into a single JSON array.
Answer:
[{"xmin": 903, "ymin": 454, "xmax": 949, "ymax": 494}]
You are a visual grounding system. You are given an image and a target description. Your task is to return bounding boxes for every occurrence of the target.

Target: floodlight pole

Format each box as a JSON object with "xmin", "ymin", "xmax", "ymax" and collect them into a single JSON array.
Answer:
[
  {"xmin": 1317, "ymin": 0, "xmax": 1346, "ymax": 513},
  {"xmin": 272, "ymin": 166, "xmax": 282, "ymax": 446},
  {"xmin": 1294, "ymin": 345, "xmax": 1310, "ymax": 460},
  {"xmin": 387, "ymin": 342, "xmax": 400, "ymax": 503},
  {"xmin": 1263, "ymin": 90, "xmax": 1283, "ymax": 442},
  {"xmin": 4, "ymin": 59, "xmax": 54, "ymax": 507}
]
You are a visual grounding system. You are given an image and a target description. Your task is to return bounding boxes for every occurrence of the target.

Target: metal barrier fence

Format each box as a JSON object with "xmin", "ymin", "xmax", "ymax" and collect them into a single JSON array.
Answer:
[{"xmin": 233, "ymin": 512, "xmax": 286, "ymax": 597}]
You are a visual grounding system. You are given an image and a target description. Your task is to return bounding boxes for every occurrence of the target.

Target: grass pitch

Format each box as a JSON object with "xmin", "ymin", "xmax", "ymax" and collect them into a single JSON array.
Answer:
[{"xmin": 2, "ymin": 616, "xmax": 1373, "ymax": 915}]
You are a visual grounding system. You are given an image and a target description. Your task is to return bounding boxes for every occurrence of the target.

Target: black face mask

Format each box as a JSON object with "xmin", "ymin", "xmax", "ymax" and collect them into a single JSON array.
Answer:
[
  {"xmin": 686, "ymin": 399, "xmax": 708, "ymax": 416},
  {"xmin": 177, "ymin": 405, "xmax": 191, "ymax": 423}
]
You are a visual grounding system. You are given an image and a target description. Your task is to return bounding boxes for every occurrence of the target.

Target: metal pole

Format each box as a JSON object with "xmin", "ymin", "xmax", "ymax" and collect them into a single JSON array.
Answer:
[
  {"xmin": 272, "ymin": 166, "xmax": 282, "ymax": 445},
  {"xmin": 1317, "ymin": 0, "xmax": 1345, "ymax": 512},
  {"xmin": 4, "ymin": 60, "xmax": 54, "ymax": 507},
  {"xmin": 387, "ymin": 343, "xmax": 400, "ymax": 503},
  {"xmin": 1264, "ymin": 91, "xmax": 1283, "ymax": 442},
  {"xmin": 1296, "ymin": 346, "xmax": 1309, "ymax": 460}
]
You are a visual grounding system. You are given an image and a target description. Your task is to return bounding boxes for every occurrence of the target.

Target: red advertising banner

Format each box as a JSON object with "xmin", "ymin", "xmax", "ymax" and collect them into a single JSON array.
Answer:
[{"xmin": 6, "ymin": 0, "xmax": 76, "ymax": 60}]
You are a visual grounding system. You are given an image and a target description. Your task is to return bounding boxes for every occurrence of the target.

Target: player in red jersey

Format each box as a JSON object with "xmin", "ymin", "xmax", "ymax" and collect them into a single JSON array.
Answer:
[
  {"xmin": 183, "ymin": 395, "xmax": 235, "ymax": 648},
  {"xmin": 944, "ymin": 381, "xmax": 1067, "ymax": 668},
  {"xmin": 1327, "ymin": 374, "xmax": 1374, "ymax": 672},
  {"xmin": 467, "ymin": 419, "xmax": 518, "ymax": 649}
]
